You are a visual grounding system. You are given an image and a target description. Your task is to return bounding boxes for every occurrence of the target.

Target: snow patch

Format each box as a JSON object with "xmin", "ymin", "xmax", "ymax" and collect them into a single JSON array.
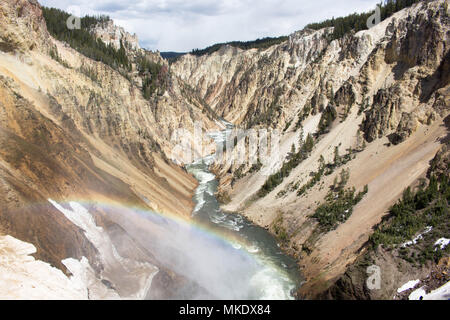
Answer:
[
  {"xmin": 48, "ymin": 199, "xmax": 158, "ymax": 299},
  {"xmin": 397, "ymin": 279, "xmax": 420, "ymax": 293},
  {"xmin": 48, "ymin": 200, "xmax": 106, "ymax": 253},
  {"xmin": 62, "ymin": 257, "xmax": 119, "ymax": 300},
  {"xmin": 401, "ymin": 226, "xmax": 432, "ymax": 247},
  {"xmin": 408, "ymin": 287, "xmax": 427, "ymax": 300},
  {"xmin": 434, "ymin": 238, "xmax": 450, "ymax": 251},
  {"xmin": 0, "ymin": 235, "xmax": 86, "ymax": 299},
  {"xmin": 409, "ymin": 281, "xmax": 450, "ymax": 300}
]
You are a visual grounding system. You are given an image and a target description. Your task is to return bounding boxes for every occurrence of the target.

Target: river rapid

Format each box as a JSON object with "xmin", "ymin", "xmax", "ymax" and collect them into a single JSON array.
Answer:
[{"xmin": 186, "ymin": 121, "xmax": 303, "ymax": 300}]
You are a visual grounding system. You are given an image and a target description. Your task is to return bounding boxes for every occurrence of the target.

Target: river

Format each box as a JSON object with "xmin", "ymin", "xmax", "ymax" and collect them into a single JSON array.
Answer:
[{"xmin": 185, "ymin": 121, "xmax": 303, "ymax": 300}]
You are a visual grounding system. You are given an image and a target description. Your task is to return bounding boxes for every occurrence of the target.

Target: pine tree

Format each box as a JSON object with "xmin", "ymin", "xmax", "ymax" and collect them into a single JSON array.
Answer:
[
  {"xmin": 304, "ymin": 134, "xmax": 314, "ymax": 154},
  {"xmin": 334, "ymin": 146, "xmax": 341, "ymax": 166},
  {"xmin": 298, "ymin": 126, "xmax": 304, "ymax": 145}
]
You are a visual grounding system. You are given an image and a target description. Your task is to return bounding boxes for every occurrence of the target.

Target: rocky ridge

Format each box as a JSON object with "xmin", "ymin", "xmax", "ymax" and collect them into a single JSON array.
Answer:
[{"xmin": 91, "ymin": 19, "xmax": 140, "ymax": 52}]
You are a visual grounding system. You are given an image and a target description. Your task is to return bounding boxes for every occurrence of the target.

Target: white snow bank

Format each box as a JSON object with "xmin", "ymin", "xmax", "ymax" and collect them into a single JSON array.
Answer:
[
  {"xmin": 409, "ymin": 281, "xmax": 450, "ymax": 300},
  {"xmin": 62, "ymin": 257, "xmax": 120, "ymax": 300},
  {"xmin": 48, "ymin": 200, "xmax": 106, "ymax": 251},
  {"xmin": 48, "ymin": 199, "xmax": 159, "ymax": 300},
  {"xmin": 408, "ymin": 287, "xmax": 427, "ymax": 300},
  {"xmin": 421, "ymin": 281, "xmax": 450, "ymax": 300},
  {"xmin": 0, "ymin": 235, "xmax": 86, "ymax": 300},
  {"xmin": 434, "ymin": 238, "xmax": 450, "ymax": 251},
  {"xmin": 397, "ymin": 279, "xmax": 420, "ymax": 293}
]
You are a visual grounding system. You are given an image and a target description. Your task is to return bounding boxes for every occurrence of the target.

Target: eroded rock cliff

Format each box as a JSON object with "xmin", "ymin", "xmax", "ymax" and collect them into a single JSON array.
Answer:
[{"xmin": 0, "ymin": 0, "xmax": 219, "ymax": 299}]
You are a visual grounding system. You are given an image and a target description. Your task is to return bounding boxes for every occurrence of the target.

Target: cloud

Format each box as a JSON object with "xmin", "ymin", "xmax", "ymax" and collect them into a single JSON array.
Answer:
[{"xmin": 39, "ymin": 0, "xmax": 381, "ymax": 52}]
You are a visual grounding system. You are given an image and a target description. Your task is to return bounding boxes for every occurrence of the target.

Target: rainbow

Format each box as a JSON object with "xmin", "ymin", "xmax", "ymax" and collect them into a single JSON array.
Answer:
[
  {"xmin": 25, "ymin": 197, "xmax": 300, "ymax": 299},
  {"xmin": 45, "ymin": 197, "xmax": 256, "ymax": 258}
]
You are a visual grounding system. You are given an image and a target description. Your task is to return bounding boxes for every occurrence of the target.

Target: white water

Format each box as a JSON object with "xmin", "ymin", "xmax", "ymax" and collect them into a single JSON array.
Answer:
[{"xmin": 186, "ymin": 120, "xmax": 302, "ymax": 300}]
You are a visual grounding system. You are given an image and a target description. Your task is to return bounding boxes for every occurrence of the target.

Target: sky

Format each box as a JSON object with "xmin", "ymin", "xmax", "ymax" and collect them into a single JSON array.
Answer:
[{"xmin": 39, "ymin": 0, "xmax": 381, "ymax": 52}]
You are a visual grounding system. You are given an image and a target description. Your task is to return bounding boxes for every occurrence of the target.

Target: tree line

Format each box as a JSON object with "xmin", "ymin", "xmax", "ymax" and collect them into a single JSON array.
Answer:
[
  {"xmin": 42, "ymin": 7, "xmax": 130, "ymax": 71},
  {"xmin": 188, "ymin": 0, "xmax": 421, "ymax": 57},
  {"xmin": 306, "ymin": 0, "xmax": 422, "ymax": 41}
]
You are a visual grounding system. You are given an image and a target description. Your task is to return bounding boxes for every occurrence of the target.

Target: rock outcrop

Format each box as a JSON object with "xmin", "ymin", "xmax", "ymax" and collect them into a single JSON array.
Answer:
[
  {"xmin": 91, "ymin": 20, "xmax": 140, "ymax": 52},
  {"xmin": 0, "ymin": 0, "xmax": 50, "ymax": 53}
]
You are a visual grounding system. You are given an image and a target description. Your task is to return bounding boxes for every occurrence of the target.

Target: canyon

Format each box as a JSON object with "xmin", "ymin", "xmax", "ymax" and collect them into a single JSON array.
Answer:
[
  {"xmin": 171, "ymin": 0, "xmax": 450, "ymax": 299},
  {"xmin": 0, "ymin": 0, "xmax": 449, "ymax": 299}
]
